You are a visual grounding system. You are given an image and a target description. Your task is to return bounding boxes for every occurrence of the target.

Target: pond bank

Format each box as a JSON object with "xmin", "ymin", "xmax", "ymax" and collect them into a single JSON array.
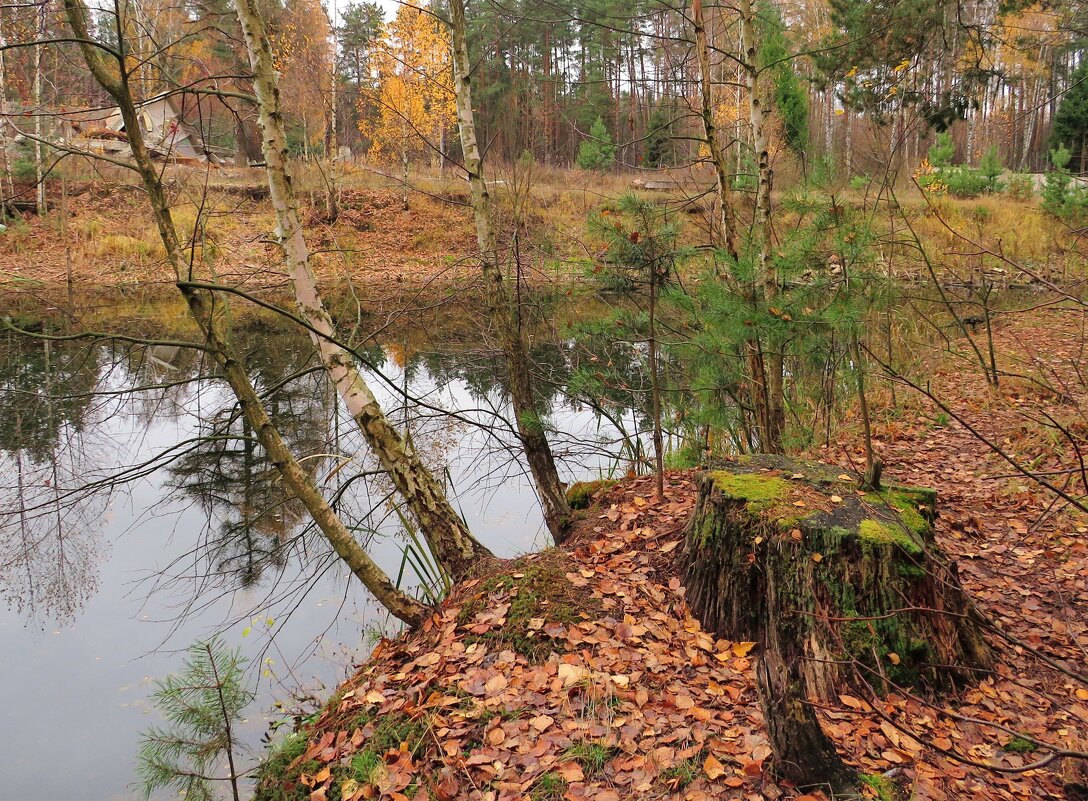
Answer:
[{"xmin": 254, "ymin": 461, "xmax": 1074, "ymax": 801}]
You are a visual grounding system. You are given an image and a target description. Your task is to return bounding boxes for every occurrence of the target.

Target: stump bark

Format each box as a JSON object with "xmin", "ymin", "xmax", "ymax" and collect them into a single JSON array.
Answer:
[{"xmin": 683, "ymin": 455, "xmax": 992, "ymax": 791}]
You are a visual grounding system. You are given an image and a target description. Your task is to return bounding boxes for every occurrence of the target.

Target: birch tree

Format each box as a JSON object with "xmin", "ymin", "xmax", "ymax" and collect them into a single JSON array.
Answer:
[
  {"xmin": 360, "ymin": 4, "xmax": 454, "ymax": 209},
  {"xmin": 448, "ymin": 0, "xmax": 574, "ymax": 541},
  {"xmin": 61, "ymin": 0, "xmax": 429, "ymax": 627},
  {"xmin": 228, "ymin": 0, "xmax": 493, "ymax": 579}
]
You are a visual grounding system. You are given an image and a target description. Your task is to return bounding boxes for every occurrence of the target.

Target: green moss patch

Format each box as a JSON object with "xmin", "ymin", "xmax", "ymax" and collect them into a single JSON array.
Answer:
[
  {"xmin": 456, "ymin": 550, "xmax": 597, "ymax": 661},
  {"xmin": 709, "ymin": 471, "xmax": 790, "ymax": 510},
  {"xmin": 859, "ymin": 519, "xmax": 924, "ymax": 556},
  {"xmin": 530, "ymin": 771, "xmax": 569, "ymax": 800},
  {"xmin": 565, "ymin": 479, "xmax": 617, "ymax": 510},
  {"xmin": 1002, "ymin": 735, "xmax": 1037, "ymax": 753},
  {"xmin": 860, "ymin": 772, "xmax": 900, "ymax": 801}
]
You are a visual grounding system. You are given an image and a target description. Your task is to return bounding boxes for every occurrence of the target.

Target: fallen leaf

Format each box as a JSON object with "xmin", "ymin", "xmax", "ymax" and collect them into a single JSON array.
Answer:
[
  {"xmin": 732, "ymin": 641, "xmax": 757, "ymax": 657},
  {"xmin": 703, "ymin": 753, "xmax": 727, "ymax": 779}
]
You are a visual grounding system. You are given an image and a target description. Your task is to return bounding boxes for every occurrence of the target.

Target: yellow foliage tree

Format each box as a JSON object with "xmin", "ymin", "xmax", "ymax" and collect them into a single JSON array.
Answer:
[
  {"xmin": 274, "ymin": 0, "xmax": 334, "ymax": 153},
  {"xmin": 360, "ymin": 5, "xmax": 454, "ymax": 208}
]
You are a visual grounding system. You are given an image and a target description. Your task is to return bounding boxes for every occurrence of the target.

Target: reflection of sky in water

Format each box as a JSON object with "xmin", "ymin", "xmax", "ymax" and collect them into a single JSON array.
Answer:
[{"xmin": 0, "ymin": 339, "xmax": 628, "ymax": 801}]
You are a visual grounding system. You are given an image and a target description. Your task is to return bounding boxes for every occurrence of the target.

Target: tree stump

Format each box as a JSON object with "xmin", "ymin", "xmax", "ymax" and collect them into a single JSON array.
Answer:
[{"xmin": 682, "ymin": 455, "xmax": 992, "ymax": 790}]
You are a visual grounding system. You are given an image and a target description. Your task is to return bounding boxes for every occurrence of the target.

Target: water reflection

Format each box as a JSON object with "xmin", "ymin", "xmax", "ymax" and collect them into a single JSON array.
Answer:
[
  {"xmin": 0, "ymin": 295, "xmax": 655, "ymax": 800},
  {"xmin": 0, "ymin": 333, "xmax": 106, "ymax": 623},
  {"xmin": 0, "ymin": 301, "xmax": 657, "ymax": 627}
]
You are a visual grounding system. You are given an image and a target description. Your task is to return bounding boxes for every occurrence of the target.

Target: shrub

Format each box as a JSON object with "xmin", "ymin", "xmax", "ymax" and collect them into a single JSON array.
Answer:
[
  {"xmin": 942, "ymin": 166, "xmax": 990, "ymax": 198},
  {"xmin": 1005, "ymin": 172, "xmax": 1035, "ymax": 202}
]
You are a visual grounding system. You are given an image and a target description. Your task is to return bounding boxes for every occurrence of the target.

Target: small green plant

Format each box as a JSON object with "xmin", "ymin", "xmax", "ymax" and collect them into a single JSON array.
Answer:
[
  {"xmin": 531, "ymin": 771, "xmax": 568, "ymax": 800},
  {"xmin": 928, "ymin": 131, "xmax": 956, "ymax": 169},
  {"xmin": 661, "ymin": 755, "xmax": 701, "ymax": 788},
  {"xmin": 859, "ymin": 772, "xmax": 898, "ymax": 801},
  {"xmin": 942, "ymin": 166, "xmax": 989, "ymax": 198},
  {"xmin": 978, "ymin": 146, "xmax": 1004, "ymax": 192},
  {"xmin": 849, "ymin": 174, "xmax": 870, "ymax": 192},
  {"xmin": 576, "ymin": 116, "xmax": 616, "ymax": 171},
  {"xmin": 563, "ymin": 740, "xmax": 617, "ymax": 776},
  {"xmin": 1041, "ymin": 144, "xmax": 1084, "ymax": 220},
  {"xmin": 934, "ymin": 412, "xmax": 949, "ymax": 427},
  {"xmin": 1005, "ymin": 172, "xmax": 1035, "ymax": 202},
  {"xmin": 137, "ymin": 638, "xmax": 255, "ymax": 801}
]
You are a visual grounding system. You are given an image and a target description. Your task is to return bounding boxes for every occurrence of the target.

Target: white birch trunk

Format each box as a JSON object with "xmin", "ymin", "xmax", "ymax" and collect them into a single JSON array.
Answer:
[
  {"xmin": 448, "ymin": 0, "xmax": 573, "ymax": 540},
  {"xmin": 230, "ymin": 0, "xmax": 490, "ymax": 579}
]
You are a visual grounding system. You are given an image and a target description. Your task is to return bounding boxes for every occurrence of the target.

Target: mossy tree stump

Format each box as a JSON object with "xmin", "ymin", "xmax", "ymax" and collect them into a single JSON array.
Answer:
[{"xmin": 682, "ymin": 455, "xmax": 992, "ymax": 791}]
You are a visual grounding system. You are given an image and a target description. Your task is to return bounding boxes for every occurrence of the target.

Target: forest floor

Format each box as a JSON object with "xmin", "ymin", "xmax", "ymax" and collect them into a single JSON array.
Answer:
[{"xmin": 254, "ymin": 311, "xmax": 1088, "ymax": 801}]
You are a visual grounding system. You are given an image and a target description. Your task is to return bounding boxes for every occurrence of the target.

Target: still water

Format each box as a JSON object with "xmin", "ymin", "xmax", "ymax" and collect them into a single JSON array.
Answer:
[{"xmin": 0, "ymin": 298, "xmax": 638, "ymax": 800}]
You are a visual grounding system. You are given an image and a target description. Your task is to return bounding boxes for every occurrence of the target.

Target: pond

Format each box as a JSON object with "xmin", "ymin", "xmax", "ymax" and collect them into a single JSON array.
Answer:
[{"xmin": 0, "ymin": 292, "xmax": 645, "ymax": 800}]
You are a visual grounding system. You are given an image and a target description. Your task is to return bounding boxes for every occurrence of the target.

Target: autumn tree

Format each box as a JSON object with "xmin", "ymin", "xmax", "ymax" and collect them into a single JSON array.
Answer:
[
  {"xmin": 273, "ymin": 0, "xmax": 334, "ymax": 155},
  {"xmin": 360, "ymin": 4, "xmax": 454, "ymax": 209}
]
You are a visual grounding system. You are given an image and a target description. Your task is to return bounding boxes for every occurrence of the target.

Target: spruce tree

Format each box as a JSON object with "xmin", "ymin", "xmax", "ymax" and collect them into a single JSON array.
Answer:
[
  {"xmin": 758, "ymin": 1, "xmax": 808, "ymax": 157},
  {"xmin": 576, "ymin": 116, "xmax": 616, "ymax": 171}
]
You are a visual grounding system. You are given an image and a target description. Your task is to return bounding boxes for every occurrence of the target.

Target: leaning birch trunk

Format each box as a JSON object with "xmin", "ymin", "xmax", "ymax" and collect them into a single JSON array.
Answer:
[
  {"xmin": 740, "ymin": 0, "xmax": 785, "ymax": 452},
  {"xmin": 61, "ymin": 0, "xmax": 427, "ymax": 627},
  {"xmin": 448, "ymin": 0, "xmax": 573, "ymax": 541},
  {"xmin": 231, "ymin": 0, "xmax": 491, "ymax": 581}
]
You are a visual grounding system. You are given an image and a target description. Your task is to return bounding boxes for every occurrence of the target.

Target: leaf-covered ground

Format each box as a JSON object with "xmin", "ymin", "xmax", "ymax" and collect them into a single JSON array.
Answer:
[{"xmin": 256, "ymin": 308, "xmax": 1088, "ymax": 801}]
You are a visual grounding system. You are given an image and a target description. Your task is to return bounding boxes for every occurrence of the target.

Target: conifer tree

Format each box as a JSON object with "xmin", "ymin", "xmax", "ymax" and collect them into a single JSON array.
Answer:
[
  {"xmin": 137, "ymin": 639, "xmax": 254, "ymax": 801},
  {"xmin": 1051, "ymin": 59, "xmax": 1088, "ymax": 173},
  {"xmin": 576, "ymin": 116, "xmax": 616, "ymax": 170}
]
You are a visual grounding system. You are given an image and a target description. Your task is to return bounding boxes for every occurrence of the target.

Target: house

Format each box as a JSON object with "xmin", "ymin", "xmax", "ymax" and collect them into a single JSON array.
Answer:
[{"xmin": 69, "ymin": 93, "xmax": 229, "ymax": 164}]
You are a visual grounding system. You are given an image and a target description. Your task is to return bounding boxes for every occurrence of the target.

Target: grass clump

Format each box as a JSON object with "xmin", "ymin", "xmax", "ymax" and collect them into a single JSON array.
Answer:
[
  {"xmin": 352, "ymin": 709, "xmax": 428, "ymax": 757},
  {"xmin": 563, "ymin": 740, "xmax": 617, "ymax": 776},
  {"xmin": 660, "ymin": 754, "xmax": 701, "ymax": 788},
  {"xmin": 530, "ymin": 771, "xmax": 568, "ymax": 800},
  {"xmin": 253, "ymin": 732, "xmax": 316, "ymax": 801}
]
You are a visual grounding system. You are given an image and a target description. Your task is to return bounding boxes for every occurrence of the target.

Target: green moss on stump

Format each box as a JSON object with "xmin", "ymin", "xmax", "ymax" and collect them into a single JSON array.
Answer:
[
  {"xmin": 859, "ymin": 519, "xmax": 924, "ymax": 555},
  {"xmin": 708, "ymin": 471, "xmax": 790, "ymax": 511}
]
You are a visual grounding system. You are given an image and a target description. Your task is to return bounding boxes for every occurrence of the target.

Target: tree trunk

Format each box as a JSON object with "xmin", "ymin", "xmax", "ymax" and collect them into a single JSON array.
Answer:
[
  {"xmin": 692, "ymin": 0, "xmax": 739, "ymax": 263},
  {"xmin": 230, "ymin": 0, "xmax": 492, "ymax": 581},
  {"xmin": 34, "ymin": 2, "xmax": 46, "ymax": 217},
  {"xmin": 683, "ymin": 456, "xmax": 993, "ymax": 789},
  {"xmin": 448, "ymin": 0, "xmax": 573, "ymax": 542},
  {"xmin": 61, "ymin": 0, "xmax": 428, "ymax": 627},
  {"xmin": 740, "ymin": 0, "xmax": 784, "ymax": 453},
  {"xmin": 648, "ymin": 274, "xmax": 664, "ymax": 500},
  {"xmin": 0, "ymin": 12, "xmax": 13, "ymax": 212}
]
